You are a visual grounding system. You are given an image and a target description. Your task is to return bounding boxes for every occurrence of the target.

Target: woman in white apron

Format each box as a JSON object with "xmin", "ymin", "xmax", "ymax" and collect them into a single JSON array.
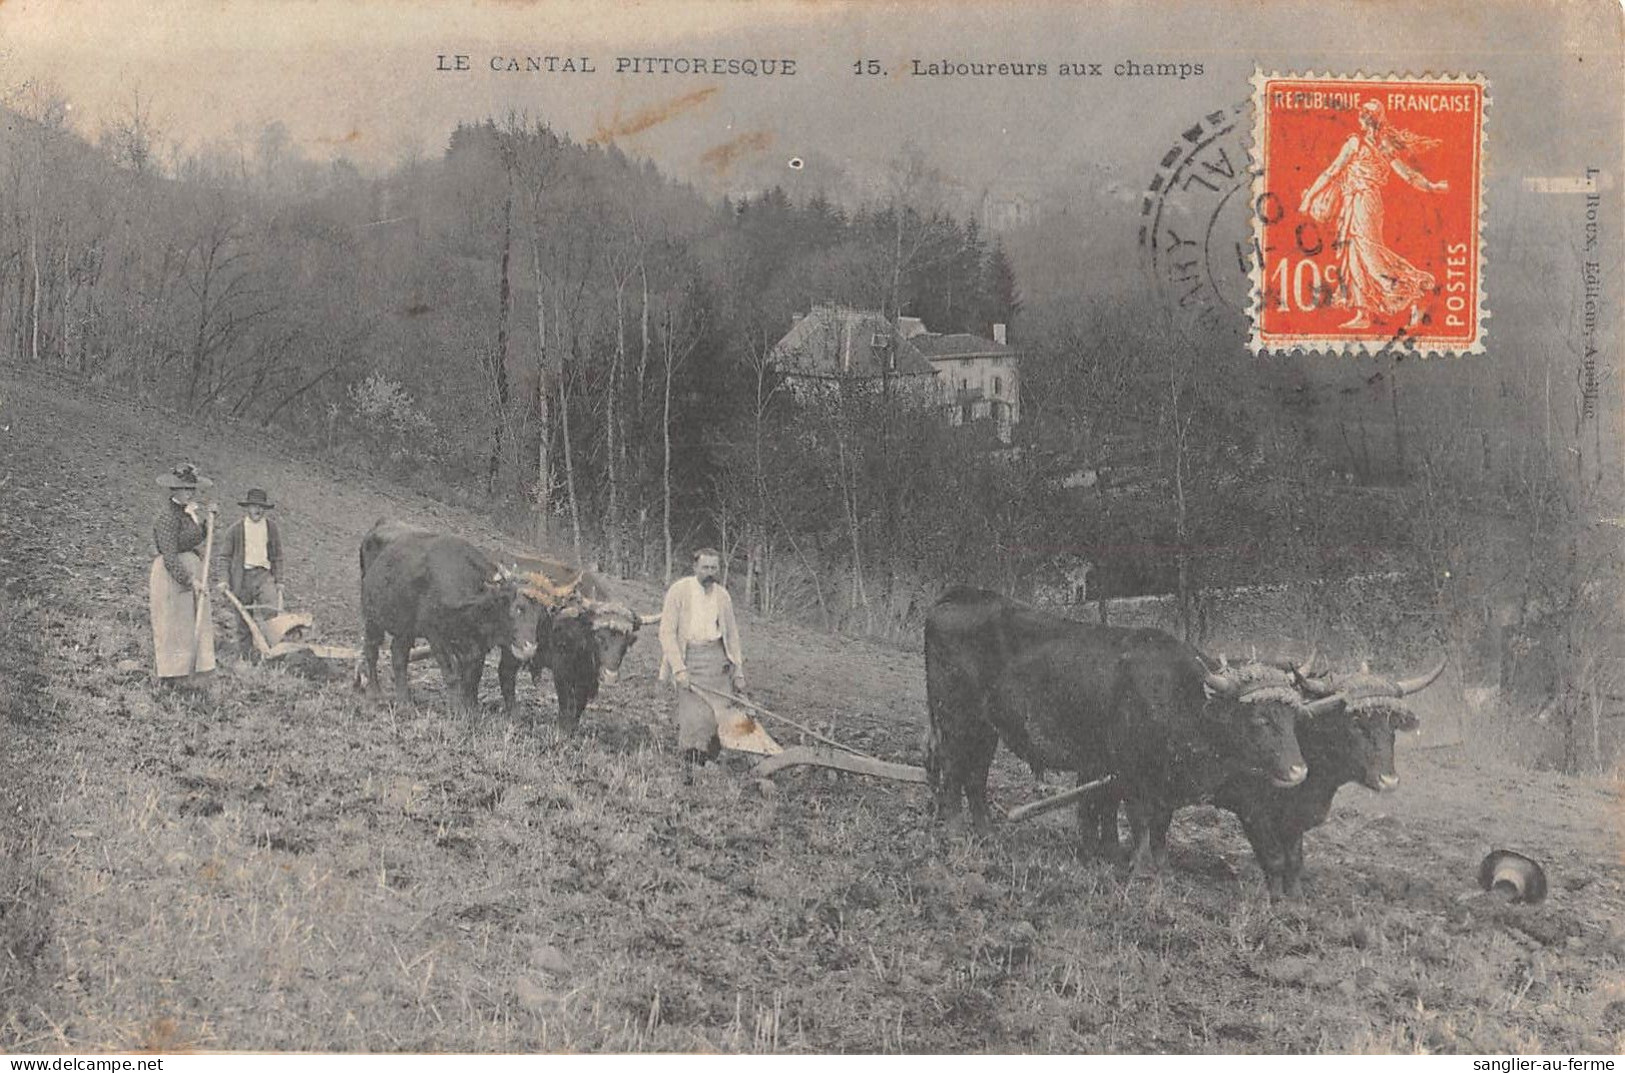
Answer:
[{"xmin": 150, "ymin": 463, "xmax": 217, "ymax": 689}]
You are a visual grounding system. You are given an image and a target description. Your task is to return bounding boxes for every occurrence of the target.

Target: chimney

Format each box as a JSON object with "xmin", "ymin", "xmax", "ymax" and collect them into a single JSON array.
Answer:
[{"xmin": 992, "ymin": 323, "xmax": 1007, "ymax": 346}]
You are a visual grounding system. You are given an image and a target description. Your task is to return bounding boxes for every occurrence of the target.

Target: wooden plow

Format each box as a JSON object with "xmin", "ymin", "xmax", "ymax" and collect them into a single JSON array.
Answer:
[
  {"xmin": 686, "ymin": 681, "xmax": 1114, "ymax": 818},
  {"xmin": 220, "ymin": 586, "xmax": 432, "ymax": 667}
]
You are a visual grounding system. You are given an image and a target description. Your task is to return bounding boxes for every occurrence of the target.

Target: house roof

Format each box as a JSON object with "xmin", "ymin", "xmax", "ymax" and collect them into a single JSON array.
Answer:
[
  {"xmin": 911, "ymin": 332, "xmax": 1016, "ymax": 360},
  {"xmin": 771, "ymin": 307, "xmax": 938, "ymax": 378}
]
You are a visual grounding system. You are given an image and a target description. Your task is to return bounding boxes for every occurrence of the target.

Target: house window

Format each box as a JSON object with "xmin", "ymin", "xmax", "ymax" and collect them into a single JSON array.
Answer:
[
  {"xmin": 960, "ymin": 378, "xmax": 968, "ymax": 391},
  {"xmin": 993, "ymin": 376, "xmax": 1003, "ymax": 396}
]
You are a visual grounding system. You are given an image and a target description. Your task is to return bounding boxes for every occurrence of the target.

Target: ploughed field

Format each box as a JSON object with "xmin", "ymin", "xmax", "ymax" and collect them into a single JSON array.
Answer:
[{"xmin": 2, "ymin": 375, "xmax": 1622, "ymax": 1053}]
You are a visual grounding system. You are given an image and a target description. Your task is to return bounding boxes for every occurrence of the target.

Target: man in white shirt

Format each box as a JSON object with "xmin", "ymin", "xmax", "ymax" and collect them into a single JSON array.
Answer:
[
  {"xmin": 219, "ymin": 488, "xmax": 286, "ymax": 659},
  {"xmin": 658, "ymin": 547, "xmax": 745, "ymax": 778}
]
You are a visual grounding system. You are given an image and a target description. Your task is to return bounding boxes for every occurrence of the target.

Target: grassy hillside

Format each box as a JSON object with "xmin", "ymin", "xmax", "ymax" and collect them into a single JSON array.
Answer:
[{"xmin": 1, "ymin": 373, "xmax": 1621, "ymax": 1053}]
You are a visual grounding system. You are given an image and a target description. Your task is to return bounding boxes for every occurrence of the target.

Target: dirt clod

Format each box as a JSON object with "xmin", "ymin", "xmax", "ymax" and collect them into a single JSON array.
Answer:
[{"xmin": 533, "ymin": 944, "xmax": 571, "ymax": 976}]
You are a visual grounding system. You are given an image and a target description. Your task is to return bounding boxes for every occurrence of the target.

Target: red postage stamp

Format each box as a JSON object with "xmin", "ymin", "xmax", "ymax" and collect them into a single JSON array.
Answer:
[{"xmin": 1249, "ymin": 71, "xmax": 1488, "ymax": 355}]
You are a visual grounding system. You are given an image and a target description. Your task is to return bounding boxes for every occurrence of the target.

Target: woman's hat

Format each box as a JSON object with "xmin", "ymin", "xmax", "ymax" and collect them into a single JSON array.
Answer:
[
  {"xmin": 156, "ymin": 463, "xmax": 213, "ymax": 490},
  {"xmin": 238, "ymin": 488, "xmax": 275, "ymax": 509}
]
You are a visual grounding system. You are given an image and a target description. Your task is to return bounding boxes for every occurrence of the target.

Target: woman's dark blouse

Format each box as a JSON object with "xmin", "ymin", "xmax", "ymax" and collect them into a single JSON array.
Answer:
[{"xmin": 153, "ymin": 499, "xmax": 206, "ymax": 587}]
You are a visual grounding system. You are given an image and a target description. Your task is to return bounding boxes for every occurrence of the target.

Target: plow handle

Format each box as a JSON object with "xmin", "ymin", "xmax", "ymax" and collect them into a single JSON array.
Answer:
[
  {"xmin": 192, "ymin": 509, "xmax": 217, "ymax": 672},
  {"xmin": 220, "ymin": 584, "xmax": 274, "ymax": 658}
]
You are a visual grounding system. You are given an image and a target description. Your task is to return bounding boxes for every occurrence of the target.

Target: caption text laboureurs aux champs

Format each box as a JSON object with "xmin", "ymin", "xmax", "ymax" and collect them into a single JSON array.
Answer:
[{"xmin": 435, "ymin": 54, "xmax": 1206, "ymax": 80}]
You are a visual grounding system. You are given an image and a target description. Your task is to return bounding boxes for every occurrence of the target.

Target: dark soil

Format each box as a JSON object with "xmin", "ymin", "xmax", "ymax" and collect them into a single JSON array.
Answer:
[{"xmin": 1, "ymin": 373, "xmax": 1621, "ymax": 1053}]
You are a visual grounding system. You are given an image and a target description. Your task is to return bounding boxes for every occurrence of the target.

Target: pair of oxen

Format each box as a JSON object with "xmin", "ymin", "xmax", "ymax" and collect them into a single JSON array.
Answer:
[
  {"xmin": 924, "ymin": 586, "xmax": 1445, "ymax": 899},
  {"xmin": 355, "ymin": 520, "xmax": 654, "ymax": 730}
]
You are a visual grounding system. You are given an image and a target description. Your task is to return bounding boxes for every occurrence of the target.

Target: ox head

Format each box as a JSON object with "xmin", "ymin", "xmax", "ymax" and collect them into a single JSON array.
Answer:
[
  {"xmin": 1202, "ymin": 662, "xmax": 1308, "ymax": 788},
  {"xmin": 1336, "ymin": 698, "xmax": 1420, "ymax": 791},
  {"xmin": 1291, "ymin": 658, "xmax": 1441, "ymax": 791},
  {"xmin": 515, "ymin": 566, "xmax": 661, "ymax": 684},
  {"xmin": 557, "ymin": 599, "xmax": 649, "ymax": 684},
  {"xmin": 491, "ymin": 565, "xmax": 542, "ymax": 662}
]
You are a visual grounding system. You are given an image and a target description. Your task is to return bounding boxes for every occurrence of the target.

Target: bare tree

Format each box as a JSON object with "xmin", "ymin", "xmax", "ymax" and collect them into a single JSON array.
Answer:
[
  {"xmin": 513, "ymin": 122, "xmax": 561, "ymax": 545},
  {"xmin": 602, "ymin": 216, "xmax": 650, "ymax": 576},
  {"xmin": 739, "ymin": 324, "xmax": 786, "ymax": 611},
  {"xmin": 486, "ymin": 131, "xmax": 517, "ymax": 494},
  {"xmin": 15, "ymin": 84, "xmax": 71, "ymax": 368},
  {"xmin": 1165, "ymin": 352, "xmax": 1198, "ymax": 642},
  {"xmin": 178, "ymin": 191, "xmax": 272, "ymax": 411},
  {"xmin": 99, "ymin": 86, "xmax": 162, "ymax": 176},
  {"xmin": 656, "ymin": 289, "xmax": 704, "ymax": 581}
]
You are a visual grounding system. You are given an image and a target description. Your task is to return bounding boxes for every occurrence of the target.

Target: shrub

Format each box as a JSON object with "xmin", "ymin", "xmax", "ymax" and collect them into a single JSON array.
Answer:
[{"xmin": 345, "ymin": 373, "xmax": 439, "ymax": 467}]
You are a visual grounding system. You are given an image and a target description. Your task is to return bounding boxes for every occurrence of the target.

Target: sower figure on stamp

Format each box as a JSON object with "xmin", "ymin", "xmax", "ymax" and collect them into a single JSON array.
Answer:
[
  {"xmin": 149, "ymin": 463, "xmax": 218, "ymax": 691},
  {"xmin": 218, "ymin": 487, "xmax": 285, "ymax": 660},
  {"xmin": 658, "ymin": 547, "xmax": 746, "ymax": 782},
  {"xmin": 1298, "ymin": 99, "xmax": 1449, "ymax": 331}
]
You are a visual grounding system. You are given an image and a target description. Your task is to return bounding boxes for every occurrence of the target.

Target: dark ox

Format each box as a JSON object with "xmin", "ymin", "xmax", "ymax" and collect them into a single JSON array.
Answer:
[
  {"xmin": 358, "ymin": 520, "xmax": 541, "ymax": 714},
  {"xmin": 496, "ymin": 556, "xmax": 656, "ymax": 732},
  {"xmin": 1212, "ymin": 658, "xmax": 1444, "ymax": 899},
  {"xmin": 924, "ymin": 587, "xmax": 1308, "ymax": 872}
]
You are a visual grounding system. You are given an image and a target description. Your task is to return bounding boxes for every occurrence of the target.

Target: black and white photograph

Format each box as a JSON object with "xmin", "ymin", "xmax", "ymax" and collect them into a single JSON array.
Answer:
[{"xmin": 0, "ymin": 0, "xmax": 1621, "ymax": 1055}]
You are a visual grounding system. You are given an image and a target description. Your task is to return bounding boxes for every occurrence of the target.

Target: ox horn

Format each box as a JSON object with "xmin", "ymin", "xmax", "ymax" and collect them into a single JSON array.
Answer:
[
  {"xmin": 1303, "ymin": 692, "xmax": 1348, "ymax": 716},
  {"xmin": 1291, "ymin": 665, "xmax": 1339, "ymax": 698},
  {"xmin": 1390, "ymin": 656, "xmax": 1447, "ymax": 697},
  {"xmin": 637, "ymin": 612, "xmax": 662, "ymax": 626},
  {"xmin": 1265, "ymin": 646, "xmax": 1318, "ymax": 677},
  {"xmin": 1203, "ymin": 667, "xmax": 1240, "ymax": 696}
]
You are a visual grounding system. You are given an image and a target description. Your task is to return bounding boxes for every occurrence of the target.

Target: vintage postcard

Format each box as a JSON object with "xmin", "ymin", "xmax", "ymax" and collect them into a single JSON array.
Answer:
[{"xmin": 0, "ymin": 0, "xmax": 1620, "ymax": 1057}]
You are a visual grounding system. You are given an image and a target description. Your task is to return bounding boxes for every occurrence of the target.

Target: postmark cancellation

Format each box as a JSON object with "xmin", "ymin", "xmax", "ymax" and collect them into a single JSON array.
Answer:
[{"xmin": 1249, "ymin": 70, "xmax": 1489, "ymax": 356}]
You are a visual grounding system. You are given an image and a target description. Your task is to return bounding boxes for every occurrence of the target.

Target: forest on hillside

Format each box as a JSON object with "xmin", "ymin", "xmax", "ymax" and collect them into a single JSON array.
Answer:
[{"xmin": 0, "ymin": 85, "xmax": 1618, "ymax": 769}]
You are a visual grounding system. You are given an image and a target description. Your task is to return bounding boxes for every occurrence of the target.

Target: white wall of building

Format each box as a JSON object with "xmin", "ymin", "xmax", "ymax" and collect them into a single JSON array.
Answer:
[{"xmin": 931, "ymin": 355, "xmax": 1021, "ymax": 430}]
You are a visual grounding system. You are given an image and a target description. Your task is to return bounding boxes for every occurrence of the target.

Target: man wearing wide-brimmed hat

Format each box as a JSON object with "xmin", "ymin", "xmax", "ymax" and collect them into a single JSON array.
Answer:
[
  {"xmin": 218, "ymin": 487, "xmax": 286, "ymax": 660},
  {"xmin": 149, "ymin": 463, "xmax": 218, "ymax": 689}
]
